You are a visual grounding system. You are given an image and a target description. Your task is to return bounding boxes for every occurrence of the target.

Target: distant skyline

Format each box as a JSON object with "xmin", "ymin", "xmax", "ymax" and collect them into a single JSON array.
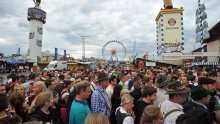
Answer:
[{"xmin": 0, "ymin": 0, "xmax": 219, "ymax": 59}]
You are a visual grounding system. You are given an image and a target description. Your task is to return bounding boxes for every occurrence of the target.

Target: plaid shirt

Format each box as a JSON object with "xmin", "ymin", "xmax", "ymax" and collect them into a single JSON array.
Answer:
[{"xmin": 91, "ymin": 86, "xmax": 111, "ymax": 116}]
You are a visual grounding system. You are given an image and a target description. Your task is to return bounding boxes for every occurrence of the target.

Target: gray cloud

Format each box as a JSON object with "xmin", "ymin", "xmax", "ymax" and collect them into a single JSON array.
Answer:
[{"xmin": 0, "ymin": 0, "xmax": 219, "ymax": 59}]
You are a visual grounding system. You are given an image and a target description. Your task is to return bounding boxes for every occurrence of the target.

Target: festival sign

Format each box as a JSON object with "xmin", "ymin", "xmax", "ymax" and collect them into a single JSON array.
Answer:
[{"xmin": 163, "ymin": 13, "xmax": 183, "ymax": 53}]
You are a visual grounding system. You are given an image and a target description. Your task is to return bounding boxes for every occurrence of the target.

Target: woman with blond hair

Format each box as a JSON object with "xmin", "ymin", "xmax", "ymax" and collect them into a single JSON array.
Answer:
[
  {"xmin": 15, "ymin": 85, "xmax": 26, "ymax": 97},
  {"xmin": 25, "ymin": 81, "xmax": 47, "ymax": 105},
  {"xmin": 28, "ymin": 91, "xmax": 54, "ymax": 123},
  {"xmin": 32, "ymin": 81, "xmax": 47, "ymax": 94},
  {"xmin": 115, "ymin": 94, "xmax": 135, "ymax": 124},
  {"xmin": 140, "ymin": 105, "xmax": 163, "ymax": 124},
  {"xmin": 85, "ymin": 113, "xmax": 110, "ymax": 124},
  {"xmin": 120, "ymin": 89, "xmax": 129, "ymax": 98}
]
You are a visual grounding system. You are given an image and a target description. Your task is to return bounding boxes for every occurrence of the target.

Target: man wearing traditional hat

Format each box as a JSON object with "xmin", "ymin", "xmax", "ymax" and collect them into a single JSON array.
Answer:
[
  {"xmin": 198, "ymin": 77, "xmax": 216, "ymax": 93},
  {"xmin": 160, "ymin": 81, "xmax": 190, "ymax": 124},
  {"xmin": 197, "ymin": 77, "xmax": 218, "ymax": 111},
  {"xmin": 183, "ymin": 86, "xmax": 210, "ymax": 113},
  {"xmin": 198, "ymin": 77, "xmax": 220, "ymax": 123},
  {"xmin": 154, "ymin": 75, "xmax": 172, "ymax": 107},
  {"xmin": 91, "ymin": 72, "xmax": 111, "ymax": 117}
]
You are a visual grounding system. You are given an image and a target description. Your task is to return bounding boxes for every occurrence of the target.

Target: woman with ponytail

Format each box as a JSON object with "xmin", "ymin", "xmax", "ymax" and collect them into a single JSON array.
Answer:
[{"xmin": 28, "ymin": 91, "xmax": 54, "ymax": 123}]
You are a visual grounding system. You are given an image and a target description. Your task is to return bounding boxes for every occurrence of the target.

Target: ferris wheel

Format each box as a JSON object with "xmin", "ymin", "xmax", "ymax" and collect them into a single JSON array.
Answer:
[{"xmin": 102, "ymin": 40, "xmax": 126, "ymax": 61}]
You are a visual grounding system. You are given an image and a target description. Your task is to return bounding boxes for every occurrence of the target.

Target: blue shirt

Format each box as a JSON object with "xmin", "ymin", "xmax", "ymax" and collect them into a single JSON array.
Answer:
[
  {"xmin": 91, "ymin": 86, "xmax": 111, "ymax": 116},
  {"xmin": 69, "ymin": 99, "xmax": 91, "ymax": 124}
]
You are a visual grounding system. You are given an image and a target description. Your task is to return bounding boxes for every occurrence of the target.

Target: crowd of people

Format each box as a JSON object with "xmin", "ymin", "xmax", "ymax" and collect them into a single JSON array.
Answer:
[{"xmin": 0, "ymin": 65, "xmax": 219, "ymax": 124}]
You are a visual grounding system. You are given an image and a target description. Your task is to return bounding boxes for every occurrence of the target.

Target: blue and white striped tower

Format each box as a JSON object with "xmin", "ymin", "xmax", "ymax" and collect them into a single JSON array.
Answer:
[
  {"xmin": 181, "ymin": 12, "xmax": 185, "ymax": 51},
  {"xmin": 160, "ymin": 14, "xmax": 165, "ymax": 54},
  {"xmin": 195, "ymin": 0, "xmax": 209, "ymax": 63}
]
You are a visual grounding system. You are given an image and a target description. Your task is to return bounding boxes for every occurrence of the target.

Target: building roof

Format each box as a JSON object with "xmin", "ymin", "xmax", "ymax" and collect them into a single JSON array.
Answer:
[
  {"xmin": 204, "ymin": 20, "xmax": 220, "ymax": 43},
  {"xmin": 192, "ymin": 45, "xmax": 207, "ymax": 52},
  {"xmin": 155, "ymin": 8, "xmax": 184, "ymax": 21}
]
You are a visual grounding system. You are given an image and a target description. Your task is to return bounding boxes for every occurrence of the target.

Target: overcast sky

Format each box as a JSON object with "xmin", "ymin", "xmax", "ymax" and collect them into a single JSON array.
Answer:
[{"xmin": 0, "ymin": 0, "xmax": 219, "ymax": 59}]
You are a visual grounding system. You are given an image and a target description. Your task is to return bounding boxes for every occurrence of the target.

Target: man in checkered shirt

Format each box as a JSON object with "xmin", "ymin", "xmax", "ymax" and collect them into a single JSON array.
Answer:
[{"xmin": 91, "ymin": 72, "xmax": 111, "ymax": 116}]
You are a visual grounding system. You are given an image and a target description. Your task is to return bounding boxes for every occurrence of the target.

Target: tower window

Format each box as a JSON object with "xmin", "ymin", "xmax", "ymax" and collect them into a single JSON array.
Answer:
[
  {"xmin": 36, "ymin": 39, "xmax": 42, "ymax": 47},
  {"xmin": 37, "ymin": 27, "xmax": 43, "ymax": 34},
  {"xmin": 29, "ymin": 32, "xmax": 34, "ymax": 39}
]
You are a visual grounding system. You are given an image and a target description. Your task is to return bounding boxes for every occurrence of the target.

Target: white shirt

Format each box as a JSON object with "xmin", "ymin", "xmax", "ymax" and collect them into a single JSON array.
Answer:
[
  {"xmin": 154, "ymin": 88, "xmax": 168, "ymax": 107},
  {"xmin": 7, "ymin": 78, "xmax": 12, "ymax": 84},
  {"xmin": 106, "ymin": 84, "xmax": 114, "ymax": 99},
  {"xmin": 90, "ymin": 82, "xmax": 97, "ymax": 92},
  {"xmin": 115, "ymin": 107, "xmax": 134, "ymax": 124},
  {"xmin": 160, "ymin": 99, "xmax": 184, "ymax": 124},
  {"xmin": 125, "ymin": 80, "xmax": 130, "ymax": 89}
]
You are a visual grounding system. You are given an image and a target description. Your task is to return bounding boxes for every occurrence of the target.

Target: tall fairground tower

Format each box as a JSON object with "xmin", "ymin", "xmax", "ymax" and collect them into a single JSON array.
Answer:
[
  {"xmin": 156, "ymin": 0, "xmax": 184, "ymax": 55},
  {"xmin": 27, "ymin": 0, "xmax": 46, "ymax": 62}
]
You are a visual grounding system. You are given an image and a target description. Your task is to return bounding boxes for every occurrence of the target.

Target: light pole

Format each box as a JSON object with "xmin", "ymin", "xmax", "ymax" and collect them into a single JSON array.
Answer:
[
  {"xmin": 80, "ymin": 35, "xmax": 89, "ymax": 61},
  {"xmin": 195, "ymin": 0, "xmax": 209, "ymax": 63}
]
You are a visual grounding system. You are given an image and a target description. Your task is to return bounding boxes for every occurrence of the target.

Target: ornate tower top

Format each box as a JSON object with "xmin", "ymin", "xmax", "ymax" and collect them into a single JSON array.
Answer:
[
  {"xmin": 33, "ymin": 0, "xmax": 41, "ymax": 8},
  {"xmin": 28, "ymin": 0, "xmax": 46, "ymax": 24},
  {"xmin": 163, "ymin": 0, "xmax": 173, "ymax": 9}
]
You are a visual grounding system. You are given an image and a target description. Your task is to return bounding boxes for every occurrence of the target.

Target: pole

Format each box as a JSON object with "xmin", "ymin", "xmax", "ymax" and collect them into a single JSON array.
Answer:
[
  {"xmin": 82, "ymin": 37, "xmax": 85, "ymax": 59},
  {"xmin": 80, "ymin": 35, "xmax": 89, "ymax": 61}
]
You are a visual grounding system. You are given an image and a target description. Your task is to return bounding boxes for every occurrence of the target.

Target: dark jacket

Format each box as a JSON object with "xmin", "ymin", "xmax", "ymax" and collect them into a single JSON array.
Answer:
[
  {"xmin": 128, "ymin": 79, "xmax": 135, "ymax": 90},
  {"xmin": 130, "ymin": 89, "xmax": 142, "ymax": 105},
  {"xmin": 0, "ymin": 113, "xmax": 22, "ymax": 124},
  {"xmin": 135, "ymin": 98, "xmax": 151, "ymax": 124},
  {"xmin": 111, "ymin": 95, "xmax": 121, "ymax": 124},
  {"xmin": 17, "ymin": 110, "xmax": 28, "ymax": 122},
  {"xmin": 28, "ymin": 109, "xmax": 53, "ymax": 124},
  {"xmin": 115, "ymin": 107, "xmax": 132, "ymax": 124},
  {"xmin": 130, "ymin": 89, "xmax": 142, "ymax": 116},
  {"xmin": 183, "ymin": 101, "xmax": 207, "ymax": 113}
]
